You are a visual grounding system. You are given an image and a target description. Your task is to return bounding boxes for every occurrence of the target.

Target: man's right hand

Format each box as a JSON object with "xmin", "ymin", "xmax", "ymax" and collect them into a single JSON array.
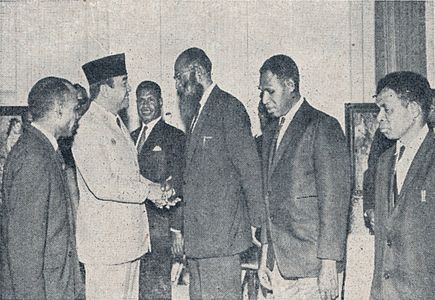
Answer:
[
  {"xmin": 147, "ymin": 182, "xmax": 164, "ymax": 205},
  {"xmin": 258, "ymin": 244, "xmax": 272, "ymax": 291},
  {"xmin": 364, "ymin": 209, "xmax": 375, "ymax": 234},
  {"xmin": 171, "ymin": 231, "xmax": 184, "ymax": 257}
]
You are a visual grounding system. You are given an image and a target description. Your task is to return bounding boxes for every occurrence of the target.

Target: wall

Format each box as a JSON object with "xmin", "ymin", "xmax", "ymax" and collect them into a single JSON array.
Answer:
[{"xmin": 0, "ymin": 0, "xmax": 379, "ymax": 133}]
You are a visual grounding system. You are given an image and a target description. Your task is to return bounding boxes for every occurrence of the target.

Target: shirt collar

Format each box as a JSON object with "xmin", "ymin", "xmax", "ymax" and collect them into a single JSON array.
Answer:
[
  {"xmin": 397, "ymin": 125, "xmax": 428, "ymax": 155},
  {"xmin": 280, "ymin": 96, "xmax": 303, "ymax": 123},
  {"xmin": 199, "ymin": 82, "xmax": 217, "ymax": 108},
  {"xmin": 92, "ymin": 101, "xmax": 118, "ymax": 124},
  {"xmin": 142, "ymin": 116, "xmax": 161, "ymax": 134},
  {"xmin": 31, "ymin": 122, "xmax": 58, "ymax": 151}
]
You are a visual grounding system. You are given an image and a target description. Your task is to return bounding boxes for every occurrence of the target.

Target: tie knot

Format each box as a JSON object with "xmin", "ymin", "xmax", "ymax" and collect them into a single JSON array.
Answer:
[{"xmin": 279, "ymin": 117, "xmax": 285, "ymax": 126}]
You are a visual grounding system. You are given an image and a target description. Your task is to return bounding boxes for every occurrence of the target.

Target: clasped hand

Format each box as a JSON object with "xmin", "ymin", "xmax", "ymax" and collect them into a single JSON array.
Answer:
[{"xmin": 147, "ymin": 177, "xmax": 179, "ymax": 209}]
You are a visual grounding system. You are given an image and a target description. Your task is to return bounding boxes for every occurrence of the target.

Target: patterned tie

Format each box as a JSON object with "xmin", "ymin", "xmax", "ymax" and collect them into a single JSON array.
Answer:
[
  {"xmin": 392, "ymin": 145, "xmax": 406, "ymax": 208},
  {"xmin": 268, "ymin": 117, "xmax": 286, "ymax": 172},
  {"xmin": 136, "ymin": 125, "xmax": 148, "ymax": 154}
]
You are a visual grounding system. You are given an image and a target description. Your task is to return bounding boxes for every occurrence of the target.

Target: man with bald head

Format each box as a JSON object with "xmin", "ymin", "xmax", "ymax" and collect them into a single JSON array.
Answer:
[
  {"xmin": 1, "ymin": 77, "xmax": 83, "ymax": 299},
  {"xmin": 175, "ymin": 47, "xmax": 265, "ymax": 299}
]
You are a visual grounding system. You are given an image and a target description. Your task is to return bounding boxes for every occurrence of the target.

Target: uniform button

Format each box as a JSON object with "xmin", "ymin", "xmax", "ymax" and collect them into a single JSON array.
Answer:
[
  {"xmin": 386, "ymin": 239, "xmax": 392, "ymax": 247},
  {"xmin": 384, "ymin": 272, "xmax": 390, "ymax": 279}
]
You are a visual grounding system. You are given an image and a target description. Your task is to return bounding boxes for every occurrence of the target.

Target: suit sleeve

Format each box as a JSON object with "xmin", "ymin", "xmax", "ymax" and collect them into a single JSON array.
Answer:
[
  {"xmin": 314, "ymin": 117, "xmax": 351, "ymax": 261},
  {"xmin": 73, "ymin": 121, "xmax": 150, "ymax": 204},
  {"xmin": 169, "ymin": 130, "xmax": 186, "ymax": 231},
  {"xmin": 5, "ymin": 155, "xmax": 49, "ymax": 298},
  {"xmin": 223, "ymin": 100, "xmax": 265, "ymax": 227}
]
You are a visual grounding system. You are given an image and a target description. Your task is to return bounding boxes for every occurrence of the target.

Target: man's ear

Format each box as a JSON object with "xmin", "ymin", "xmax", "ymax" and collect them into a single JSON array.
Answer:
[
  {"xmin": 194, "ymin": 64, "xmax": 207, "ymax": 83},
  {"xmin": 408, "ymin": 101, "xmax": 422, "ymax": 119},
  {"xmin": 100, "ymin": 83, "xmax": 109, "ymax": 98},
  {"xmin": 284, "ymin": 78, "xmax": 295, "ymax": 93}
]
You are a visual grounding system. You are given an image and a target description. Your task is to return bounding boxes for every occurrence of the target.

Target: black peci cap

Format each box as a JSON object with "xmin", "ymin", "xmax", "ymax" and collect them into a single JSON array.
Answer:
[{"xmin": 82, "ymin": 53, "xmax": 127, "ymax": 85}]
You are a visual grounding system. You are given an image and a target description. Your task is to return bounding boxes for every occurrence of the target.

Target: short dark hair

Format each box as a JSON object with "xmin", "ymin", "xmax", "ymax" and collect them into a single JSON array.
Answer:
[
  {"xmin": 27, "ymin": 77, "xmax": 72, "ymax": 121},
  {"xmin": 376, "ymin": 71, "xmax": 432, "ymax": 121},
  {"xmin": 176, "ymin": 47, "xmax": 212, "ymax": 75},
  {"xmin": 136, "ymin": 81, "xmax": 161, "ymax": 99},
  {"xmin": 260, "ymin": 54, "xmax": 300, "ymax": 92},
  {"xmin": 89, "ymin": 78, "xmax": 114, "ymax": 100}
]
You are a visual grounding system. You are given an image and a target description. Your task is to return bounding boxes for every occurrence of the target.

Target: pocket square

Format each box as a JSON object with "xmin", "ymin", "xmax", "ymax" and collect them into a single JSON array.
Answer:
[{"xmin": 152, "ymin": 145, "xmax": 162, "ymax": 151}]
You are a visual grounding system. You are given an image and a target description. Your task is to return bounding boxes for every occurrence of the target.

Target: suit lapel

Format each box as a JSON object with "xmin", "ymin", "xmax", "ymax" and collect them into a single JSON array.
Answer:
[
  {"xmin": 269, "ymin": 100, "xmax": 316, "ymax": 177},
  {"xmin": 27, "ymin": 126, "xmax": 76, "ymax": 234},
  {"xmin": 186, "ymin": 86, "xmax": 219, "ymax": 165},
  {"xmin": 141, "ymin": 119, "xmax": 164, "ymax": 153},
  {"xmin": 389, "ymin": 130, "xmax": 435, "ymax": 221}
]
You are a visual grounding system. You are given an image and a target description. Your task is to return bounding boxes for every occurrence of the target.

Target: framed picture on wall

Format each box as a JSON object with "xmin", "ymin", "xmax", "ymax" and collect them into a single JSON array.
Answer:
[
  {"xmin": 0, "ymin": 106, "xmax": 28, "ymax": 203},
  {"xmin": 345, "ymin": 103, "xmax": 380, "ymax": 196}
]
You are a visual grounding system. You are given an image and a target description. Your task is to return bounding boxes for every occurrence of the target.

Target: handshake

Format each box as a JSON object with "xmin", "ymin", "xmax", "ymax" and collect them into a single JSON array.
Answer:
[{"xmin": 147, "ymin": 176, "xmax": 181, "ymax": 209}]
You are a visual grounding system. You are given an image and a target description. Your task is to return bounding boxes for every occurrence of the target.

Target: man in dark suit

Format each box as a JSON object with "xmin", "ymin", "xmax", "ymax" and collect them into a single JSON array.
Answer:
[
  {"xmin": 0, "ymin": 77, "xmax": 83, "ymax": 299},
  {"xmin": 362, "ymin": 129, "xmax": 395, "ymax": 234},
  {"xmin": 174, "ymin": 47, "xmax": 265, "ymax": 299},
  {"xmin": 131, "ymin": 80, "xmax": 185, "ymax": 300},
  {"xmin": 370, "ymin": 71, "xmax": 434, "ymax": 300},
  {"xmin": 257, "ymin": 55, "xmax": 351, "ymax": 300}
]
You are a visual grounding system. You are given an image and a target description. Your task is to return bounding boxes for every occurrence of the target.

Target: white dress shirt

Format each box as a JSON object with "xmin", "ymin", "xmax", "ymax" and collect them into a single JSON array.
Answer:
[
  {"xmin": 396, "ymin": 126, "xmax": 429, "ymax": 193},
  {"xmin": 135, "ymin": 116, "xmax": 162, "ymax": 147},
  {"xmin": 31, "ymin": 122, "xmax": 58, "ymax": 151},
  {"xmin": 276, "ymin": 96, "xmax": 304, "ymax": 148},
  {"xmin": 191, "ymin": 82, "xmax": 216, "ymax": 131}
]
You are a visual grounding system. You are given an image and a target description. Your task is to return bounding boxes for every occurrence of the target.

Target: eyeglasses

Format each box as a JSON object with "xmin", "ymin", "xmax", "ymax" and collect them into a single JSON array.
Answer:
[{"xmin": 173, "ymin": 68, "xmax": 195, "ymax": 81}]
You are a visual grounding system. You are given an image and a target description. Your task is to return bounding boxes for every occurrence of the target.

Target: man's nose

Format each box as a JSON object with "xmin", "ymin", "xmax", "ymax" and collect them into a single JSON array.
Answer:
[
  {"xmin": 262, "ymin": 92, "xmax": 270, "ymax": 104},
  {"xmin": 377, "ymin": 108, "xmax": 385, "ymax": 123}
]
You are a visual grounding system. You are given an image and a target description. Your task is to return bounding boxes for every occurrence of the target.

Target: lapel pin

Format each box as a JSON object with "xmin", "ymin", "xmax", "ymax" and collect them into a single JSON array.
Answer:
[{"xmin": 421, "ymin": 190, "xmax": 426, "ymax": 203}]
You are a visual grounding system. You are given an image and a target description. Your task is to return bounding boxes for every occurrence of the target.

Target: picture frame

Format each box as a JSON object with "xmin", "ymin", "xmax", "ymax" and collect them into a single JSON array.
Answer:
[
  {"xmin": 345, "ymin": 103, "xmax": 380, "ymax": 196},
  {"xmin": 0, "ymin": 106, "xmax": 28, "ymax": 203}
]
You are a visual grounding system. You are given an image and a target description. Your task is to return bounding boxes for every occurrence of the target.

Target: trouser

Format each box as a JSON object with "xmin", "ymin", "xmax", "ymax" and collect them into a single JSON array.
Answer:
[
  {"xmin": 139, "ymin": 241, "xmax": 172, "ymax": 300},
  {"xmin": 188, "ymin": 254, "xmax": 241, "ymax": 300},
  {"xmin": 84, "ymin": 259, "xmax": 140, "ymax": 300},
  {"xmin": 270, "ymin": 262, "xmax": 344, "ymax": 300}
]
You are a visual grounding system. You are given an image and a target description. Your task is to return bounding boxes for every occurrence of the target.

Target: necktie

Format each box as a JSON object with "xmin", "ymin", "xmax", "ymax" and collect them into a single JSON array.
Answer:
[
  {"xmin": 268, "ymin": 117, "xmax": 286, "ymax": 172},
  {"xmin": 392, "ymin": 145, "xmax": 406, "ymax": 208},
  {"xmin": 116, "ymin": 116, "xmax": 122, "ymax": 129},
  {"xmin": 189, "ymin": 105, "xmax": 201, "ymax": 134},
  {"xmin": 136, "ymin": 125, "xmax": 148, "ymax": 154}
]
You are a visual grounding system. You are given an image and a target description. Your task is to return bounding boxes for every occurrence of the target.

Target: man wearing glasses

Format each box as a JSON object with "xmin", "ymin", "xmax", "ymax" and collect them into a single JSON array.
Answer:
[{"xmin": 174, "ymin": 47, "xmax": 265, "ymax": 299}]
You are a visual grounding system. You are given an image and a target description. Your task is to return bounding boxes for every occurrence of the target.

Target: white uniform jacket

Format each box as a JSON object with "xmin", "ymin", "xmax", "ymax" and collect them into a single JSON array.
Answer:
[{"xmin": 73, "ymin": 102, "xmax": 151, "ymax": 265}]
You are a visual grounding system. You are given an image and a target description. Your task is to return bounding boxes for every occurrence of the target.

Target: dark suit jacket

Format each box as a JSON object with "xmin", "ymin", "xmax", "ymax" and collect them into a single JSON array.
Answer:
[
  {"xmin": 0, "ymin": 125, "xmax": 82, "ymax": 299},
  {"xmin": 363, "ymin": 129, "xmax": 395, "ymax": 212},
  {"xmin": 370, "ymin": 129, "xmax": 435, "ymax": 300},
  {"xmin": 131, "ymin": 119, "xmax": 185, "ymax": 234},
  {"xmin": 262, "ymin": 100, "xmax": 351, "ymax": 278},
  {"xmin": 183, "ymin": 85, "xmax": 265, "ymax": 258}
]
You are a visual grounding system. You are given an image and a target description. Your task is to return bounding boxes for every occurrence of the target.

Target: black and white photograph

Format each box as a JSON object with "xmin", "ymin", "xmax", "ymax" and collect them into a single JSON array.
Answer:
[{"xmin": 0, "ymin": 1, "xmax": 434, "ymax": 299}]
